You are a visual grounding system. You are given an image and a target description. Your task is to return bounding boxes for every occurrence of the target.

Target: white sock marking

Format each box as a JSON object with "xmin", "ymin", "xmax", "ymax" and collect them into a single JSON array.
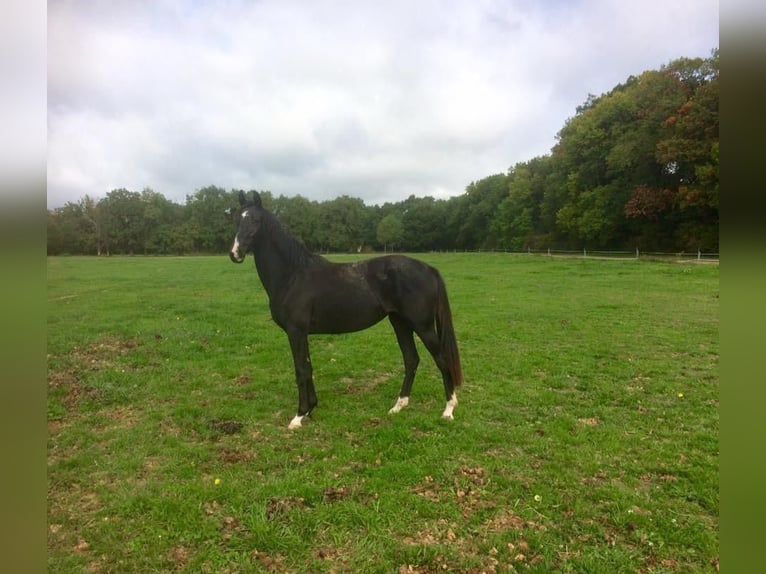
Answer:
[
  {"xmin": 288, "ymin": 415, "xmax": 304, "ymax": 429},
  {"xmin": 442, "ymin": 393, "xmax": 458, "ymax": 419},
  {"xmin": 388, "ymin": 396, "xmax": 409, "ymax": 414}
]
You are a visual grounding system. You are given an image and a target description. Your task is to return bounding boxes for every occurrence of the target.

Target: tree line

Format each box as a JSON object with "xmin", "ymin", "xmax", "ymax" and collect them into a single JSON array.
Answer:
[{"xmin": 47, "ymin": 51, "xmax": 718, "ymax": 256}]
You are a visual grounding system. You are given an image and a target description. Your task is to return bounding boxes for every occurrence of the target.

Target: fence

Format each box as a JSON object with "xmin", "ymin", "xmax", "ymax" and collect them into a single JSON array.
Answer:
[
  {"xmin": 541, "ymin": 248, "xmax": 717, "ymax": 262},
  {"xmin": 435, "ymin": 248, "xmax": 719, "ymax": 262}
]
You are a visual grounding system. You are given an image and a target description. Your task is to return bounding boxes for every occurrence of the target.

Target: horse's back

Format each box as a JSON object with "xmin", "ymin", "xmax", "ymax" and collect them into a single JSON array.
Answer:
[{"xmin": 364, "ymin": 254, "xmax": 435, "ymax": 276}]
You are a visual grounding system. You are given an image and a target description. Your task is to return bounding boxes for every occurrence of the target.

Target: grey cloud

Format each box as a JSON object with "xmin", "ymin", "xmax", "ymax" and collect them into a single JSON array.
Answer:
[{"xmin": 47, "ymin": 0, "xmax": 718, "ymax": 208}]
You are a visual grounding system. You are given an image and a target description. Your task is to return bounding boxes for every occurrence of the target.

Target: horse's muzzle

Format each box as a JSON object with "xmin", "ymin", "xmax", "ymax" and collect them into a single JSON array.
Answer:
[{"xmin": 229, "ymin": 251, "xmax": 245, "ymax": 264}]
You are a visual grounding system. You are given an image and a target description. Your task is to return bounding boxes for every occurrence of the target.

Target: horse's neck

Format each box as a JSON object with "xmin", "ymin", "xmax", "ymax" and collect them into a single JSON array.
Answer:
[{"xmin": 253, "ymin": 225, "xmax": 321, "ymax": 299}]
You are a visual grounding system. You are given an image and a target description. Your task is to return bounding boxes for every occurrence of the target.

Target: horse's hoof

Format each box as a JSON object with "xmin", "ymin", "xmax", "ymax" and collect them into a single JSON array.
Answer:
[
  {"xmin": 288, "ymin": 415, "xmax": 304, "ymax": 429},
  {"xmin": 441, "ymin": 394, "xmax": 457, "ymax": 419},
  {"xmin": 388, "ymin": 396, "xmax": 409, "ymax": 414}
]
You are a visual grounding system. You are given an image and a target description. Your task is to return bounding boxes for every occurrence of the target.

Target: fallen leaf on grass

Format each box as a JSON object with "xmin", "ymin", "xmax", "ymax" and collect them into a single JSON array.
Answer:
[
  {"xmin": 323, "ymin": 486, "xmax": 349, "ymax": 503},
  {"xmin": 251, "ymin": 550, "xmax": 286, "ymax": 570},
  {"xmin": 168, "ymin": 545, "xmax": 190, "ymax": 567}
]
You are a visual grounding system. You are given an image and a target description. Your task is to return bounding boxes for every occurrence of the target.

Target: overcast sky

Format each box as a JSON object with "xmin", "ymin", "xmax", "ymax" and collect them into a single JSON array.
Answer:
[{"xmin": 47, "ymin": 0, "xmax": 718, "ymax": 209}]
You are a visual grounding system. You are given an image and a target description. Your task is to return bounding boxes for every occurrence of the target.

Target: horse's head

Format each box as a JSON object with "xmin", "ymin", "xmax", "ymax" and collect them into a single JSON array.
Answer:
[{"xmin": 227, "ymin": 190, "xmax": 264, "ymax": 264}]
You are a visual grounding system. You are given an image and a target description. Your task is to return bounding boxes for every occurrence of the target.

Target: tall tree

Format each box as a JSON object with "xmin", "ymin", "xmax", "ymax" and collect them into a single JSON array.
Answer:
[
  {"xmin": 552, "ymin": 51, "xmax": 718, "ymax": 250},
  {"xmin": 456, "ymin": 174, "xmax": 509, "ymax": 249},
  {"xmin": 141, "ymin": 188, "xmax": 185, "ymax": 254},
  {"xmin": 651, "ymin": 51, "xmax": 719, "ymax": 250},
  {"xmin": 186, "ymin": 186, "xmax": 238, "ymax": 253},
  {"xmin": 400, "ymin": 195, "xmax": 449, "ymax": 251},
  {"xmin": 491, "ymin": 157, "xmax": 556, "ymax": 250},
  {"xmin": 46, "ymin": 195, "xmax": 106, "ymax": 255},
  {"xmin": 376, "ymin": 213, "xmax": 404, "ymax": 252},
  {"xmin": 98, "ymin": 188, "xmax": 145, "ymax": 254},
  {"xmin": 316, "ymin": 195, "xmax": 366, "ymax": 252}
]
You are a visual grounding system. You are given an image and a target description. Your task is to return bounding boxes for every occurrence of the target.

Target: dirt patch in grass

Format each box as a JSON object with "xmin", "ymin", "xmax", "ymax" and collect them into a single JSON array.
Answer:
[
  {"xmin": 412, "ymin": 466, "xmax": 492, "ymax": 511},
  {"xmin": 70, "ymin": 335, "xmax": 139, "ymax": 371},
  {"xmin": 96, "ymin": 405, "xmax": 140, "ymax": 431},
  {"xmin": 219, "ymin": 448, "xmax": 254, "ymax": 464},
  {"xmin": 401, "ymin": 514, "xmax": 544, "ymax": 573},
  {"xmin": 48, "ymin": 482, "xmax": 103, "ymax": 561},
  {"xmin": 233, "ymin": 374, "xmax": 251, "ymax": 385},
  {"xmin": 481, "ymin": 508, "xmax": 527, "ymax": 533},
  {"xmin": 412, "ymin": 475, "xmax": 441, "ymax": 501},
  {"xmin": 313, "ymin": 545, "xmax": 349, "ymax": 566},
  {"xmin": 340, "ymin": 371, "xmax": 392, "ymax": 394},
  {"xmin": 323, "ymin": 486, "xmax": 351, "ymax": 503},
  {"xmin": 168, "ymin": 545, "xmax": 192, "ymax": 569},
  {"xmin": 48, "ymin": 335, "xmax": 140, "ymax": 412},
  {"xmin": 208, "ymin": 419, "xmax": 244, "ymax": 436},
  {"xmin": 578, "ymin": 417, "xmax": 600, "ymax": 426},
  {"xmin": 402, "ymin": 465, "xmax": 550, "ymax": 572},
  {"xmin": 251, "ymin": 550, "xmax": 288, "ymax": 572},
  {"xmin": 266, "ymin": 497, "xmax": 309, "ymax": 520},
  {"xmin": 48, "ymin": 370, "xmax": 94, "ymax": 410}
]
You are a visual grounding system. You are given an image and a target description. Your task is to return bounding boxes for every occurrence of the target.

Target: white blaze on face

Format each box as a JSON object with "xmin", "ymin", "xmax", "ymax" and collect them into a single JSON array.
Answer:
[
  {"xmin": 442, "ymin": 393, "xmax": 457, "ymax": 419},
  {"xmin": 230, "ymin": 210, "xmax": 249, "ymax": 261},
  {"xmin": 230, "ymin": 235, "xmax": 242, "ymax": 260}
]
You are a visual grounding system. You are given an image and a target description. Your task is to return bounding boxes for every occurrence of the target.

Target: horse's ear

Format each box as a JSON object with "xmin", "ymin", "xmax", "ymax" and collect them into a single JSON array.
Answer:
[
  {"xmin": 238, "ymin": 190, "xmax": 246, "ymax": 206},
  {"xmin": 252, "ymin": 191, "xmax": 262, "ymax": 207}
]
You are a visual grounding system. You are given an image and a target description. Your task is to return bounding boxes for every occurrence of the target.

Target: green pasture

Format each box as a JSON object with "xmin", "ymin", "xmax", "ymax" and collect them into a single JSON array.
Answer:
[{"xmin": 47, "ymin": 254, "xmax": 719, "ymax": 573}]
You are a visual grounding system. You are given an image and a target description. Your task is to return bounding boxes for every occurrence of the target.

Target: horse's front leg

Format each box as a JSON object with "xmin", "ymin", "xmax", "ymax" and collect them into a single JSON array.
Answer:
[{"xmin": 286, "ymin": 329, "xmax": 317, "ymax": 429}]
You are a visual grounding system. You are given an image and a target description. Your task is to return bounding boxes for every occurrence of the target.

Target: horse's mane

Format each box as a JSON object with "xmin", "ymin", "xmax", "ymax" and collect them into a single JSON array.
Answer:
[{"xmin": 258, "ymin": 207, "xmax": 328, "ymax": 270}]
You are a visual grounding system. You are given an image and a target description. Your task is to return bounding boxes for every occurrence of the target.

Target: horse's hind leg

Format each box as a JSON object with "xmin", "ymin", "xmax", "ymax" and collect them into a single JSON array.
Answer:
[
  {"xmin": 388, "ymin": 314, "xmax": 419, "ymax": 414},
  {"xmin": 416, "ymin": 327, "xmax": 458, "ymax": 420}
]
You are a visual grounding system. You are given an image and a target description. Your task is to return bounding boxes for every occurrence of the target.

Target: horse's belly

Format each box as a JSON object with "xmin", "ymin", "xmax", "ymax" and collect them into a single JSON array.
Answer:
[{"xmin": 308, "ymin": 292, "xmax": 386, "ymax": 334}]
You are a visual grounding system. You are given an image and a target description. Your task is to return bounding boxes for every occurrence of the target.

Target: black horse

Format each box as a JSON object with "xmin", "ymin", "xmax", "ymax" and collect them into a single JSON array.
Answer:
[{"xmin": 228, "ymin": 190, "xmax": 462, "ymax": 429}]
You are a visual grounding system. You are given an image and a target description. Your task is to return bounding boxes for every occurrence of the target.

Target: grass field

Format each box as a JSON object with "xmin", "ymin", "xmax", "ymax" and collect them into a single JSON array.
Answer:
[{"xmin": 47, "ymin": 254, "xmax": 719, "ymax": 573}]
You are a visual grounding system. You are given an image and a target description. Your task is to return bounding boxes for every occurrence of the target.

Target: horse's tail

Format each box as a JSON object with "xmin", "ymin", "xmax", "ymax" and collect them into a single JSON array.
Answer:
[{"xmin": 434, "ymin": 270, "xmax": 463, "ymax": 388}]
